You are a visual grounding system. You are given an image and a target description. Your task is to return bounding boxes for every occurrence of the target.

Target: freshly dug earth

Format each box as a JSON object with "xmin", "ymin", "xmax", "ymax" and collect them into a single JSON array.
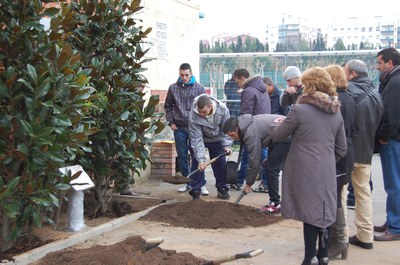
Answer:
[
  {"xmin": 23, "ymin": 198, "xmax": 283, "ymax": 265},
  {"xmin": 140, "ymin": 199, "xmax": 283, "ymax": 229},
  {"xmin": 33, "ymin": 235, "xmax": 206, "ymax": 265}
]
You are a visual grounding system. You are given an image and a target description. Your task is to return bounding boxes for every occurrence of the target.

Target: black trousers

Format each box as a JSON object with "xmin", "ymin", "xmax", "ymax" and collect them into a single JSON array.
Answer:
[
  {"xmin": 264, "ymin": 139, "xmax": 291, "ymax": 204},
  {"xmin": 303, "ymin": 222, "xmax": 331, "ymax": 259}
]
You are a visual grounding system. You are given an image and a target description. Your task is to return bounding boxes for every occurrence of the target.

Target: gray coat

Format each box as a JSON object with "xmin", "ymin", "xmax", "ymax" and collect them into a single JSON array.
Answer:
[
  {"xmin": 238, "ymin": 114, "xmax": 286, "ymax": 185},
  {"xmin": 189, "ymin": 95, "xmax": 232, "ymax": 163},
  {"xmin": 268, "ymin": 92, "xmax": 347, "ymax": 228}
]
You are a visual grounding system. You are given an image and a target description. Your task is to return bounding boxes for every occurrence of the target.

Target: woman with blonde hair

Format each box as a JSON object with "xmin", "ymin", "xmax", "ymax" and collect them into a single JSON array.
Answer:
[
  {"xmin": 268, "ymin": 67, "xmax": 347, "ymax": 265},
  {"xmin": 324, "ymin": 65, "xmax": 356, "ymax": 260}
]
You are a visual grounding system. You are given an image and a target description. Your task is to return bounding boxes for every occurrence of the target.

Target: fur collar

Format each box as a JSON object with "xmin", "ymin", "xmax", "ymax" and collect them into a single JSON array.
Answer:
[
  {"xmin": 242, "ymin": 75, "xmax": 261, "ymax": 88},
  {"xmin": 297, "ymin": 91, "xmax": 341, "ymax": 114}
]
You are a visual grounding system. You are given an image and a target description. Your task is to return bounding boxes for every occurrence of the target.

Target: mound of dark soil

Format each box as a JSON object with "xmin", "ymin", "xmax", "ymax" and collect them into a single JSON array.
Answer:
[{"xmin": 141, "ymin": 199, "xmax": 284, "ymax": 229}]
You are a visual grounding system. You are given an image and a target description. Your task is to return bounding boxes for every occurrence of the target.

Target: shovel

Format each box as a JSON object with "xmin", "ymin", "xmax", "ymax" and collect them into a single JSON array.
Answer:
[
  {"xmin": 161, "ymin": 151, "xmax": 230, "ymax": 184},
  {"xmin": 203, "ymin": 248, "xmax": 264, "ymax": 265},
  {"xmin": 127, "ymin": 237, "xmax": 164, "ymax": 265},
  {"xmin": 234, "ymin": 190, "xmax": 247, "ymax": 206}
]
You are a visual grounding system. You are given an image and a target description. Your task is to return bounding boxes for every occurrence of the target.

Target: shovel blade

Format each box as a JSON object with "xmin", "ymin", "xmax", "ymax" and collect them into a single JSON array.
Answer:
[{"xmin": 161, "ymin": 175, "xmax": 191, "ymax": 184}]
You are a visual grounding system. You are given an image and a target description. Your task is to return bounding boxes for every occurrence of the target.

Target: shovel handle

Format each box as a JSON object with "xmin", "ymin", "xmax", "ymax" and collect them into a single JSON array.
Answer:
[
  {"xmin": 186, "ymin": 152, "xmax": 230, "ymax": 180},
  {"xmin": 234, "ymin": 191, "xmax": 247, "ymax": 206},
  {"xmin": 203, "ymin": 248, "xmax": 264, "ymax": 265}
]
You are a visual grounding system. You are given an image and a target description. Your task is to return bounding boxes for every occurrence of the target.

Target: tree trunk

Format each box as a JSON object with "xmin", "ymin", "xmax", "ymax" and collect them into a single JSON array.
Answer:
[{"xmin": 1, "ymin": 212, "xmax": 12, "ymax": 252}]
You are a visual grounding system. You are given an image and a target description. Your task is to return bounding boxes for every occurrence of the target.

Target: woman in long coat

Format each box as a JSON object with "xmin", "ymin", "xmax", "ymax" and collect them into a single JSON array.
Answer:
[{"xmin": 268, "ymin": 67, "xmax": 347, "ymax": 265}]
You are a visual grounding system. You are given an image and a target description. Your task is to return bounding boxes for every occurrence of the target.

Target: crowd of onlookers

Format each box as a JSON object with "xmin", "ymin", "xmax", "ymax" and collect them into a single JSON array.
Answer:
[{"xmin": 163, "ymin": 47, "xmax": 400, "ymax": 265}]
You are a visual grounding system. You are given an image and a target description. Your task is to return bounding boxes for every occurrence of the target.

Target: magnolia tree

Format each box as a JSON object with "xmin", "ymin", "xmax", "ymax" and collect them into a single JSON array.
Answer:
[{"xmin": 0, "ymin": 0, "xmax": 164, "ymax": 251}]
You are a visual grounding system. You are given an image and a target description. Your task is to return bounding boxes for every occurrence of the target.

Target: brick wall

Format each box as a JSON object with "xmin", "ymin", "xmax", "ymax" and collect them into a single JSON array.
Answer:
[{"xmin": 150, "ymin": 141, "xmax": 176, "ymax": 179}]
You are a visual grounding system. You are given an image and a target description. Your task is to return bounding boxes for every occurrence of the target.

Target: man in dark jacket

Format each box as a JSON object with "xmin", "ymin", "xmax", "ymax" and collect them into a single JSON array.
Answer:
[
  {"xmin": 374, "ymin": 48, "xmax": 400, "ymax": 241},
  {"xmin": 344, "ymin": 59, "xmax": 384, "ymax": 249},
  {"xmin": 280, "ymin": 66, "xmax": 304, "ymax": 110},
  {"xmin": 223, "ymin": 75, "xmax": 241, "ymax": 118},
  {"xmin": 231, "ymin": 69, "xmax": 270, "ymax": 191}
]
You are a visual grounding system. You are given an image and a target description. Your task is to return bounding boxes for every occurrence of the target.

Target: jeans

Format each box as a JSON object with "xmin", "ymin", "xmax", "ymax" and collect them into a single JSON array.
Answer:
[
  {"xmin": 264, "ymin": 140, "xmax": 291, "ymax": 204},
  {"xmin": 352, "ymin": 163, "xmax": 373, "ymax": 243},
  {"xmin": 174, "ymin": 127, "xmax": 196, "ymax": 180},
  {"xmin": 237, "ymin": 147, "xmax": 268, "ymax": 187},
  {"xmin": 379, "ymin": 139, "xmax": 400, "ymax": 234},
  {"xmin": 190, "ymin": 141, "xmax": 227, "ymax": 192}
]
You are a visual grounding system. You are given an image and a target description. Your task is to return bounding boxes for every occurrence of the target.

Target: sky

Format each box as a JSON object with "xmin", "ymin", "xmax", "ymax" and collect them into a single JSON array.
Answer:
[{"xmin": 195, "ymin": 0, "xmax": 400, "ymax": 41}]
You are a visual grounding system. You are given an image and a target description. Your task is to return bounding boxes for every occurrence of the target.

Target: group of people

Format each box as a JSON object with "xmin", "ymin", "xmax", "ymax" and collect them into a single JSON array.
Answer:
[{"xmin": 163, "ymin": 47, "xmax": 400, "ymax": 265}]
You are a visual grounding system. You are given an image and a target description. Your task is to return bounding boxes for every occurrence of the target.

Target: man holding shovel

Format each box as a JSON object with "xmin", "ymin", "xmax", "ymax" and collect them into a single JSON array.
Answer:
[
  {"xmin": 222, "ymin": 114, "xmax": 291, "ymax": 210},
  {"xmin": 188, "ymin": 94, "xmax": 233, "ymax": 200}
]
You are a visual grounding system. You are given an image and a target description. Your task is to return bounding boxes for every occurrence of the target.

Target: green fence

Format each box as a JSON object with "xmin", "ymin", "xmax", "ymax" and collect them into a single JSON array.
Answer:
[{"xmin": 200, "ymin": 50, "xmax": 381, "ymax": 100}]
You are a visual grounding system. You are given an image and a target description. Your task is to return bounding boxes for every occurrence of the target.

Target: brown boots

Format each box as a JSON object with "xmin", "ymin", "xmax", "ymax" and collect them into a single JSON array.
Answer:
[{"xmin": 328, "ymin": 207, "xmax": 348, "ymax": 259}]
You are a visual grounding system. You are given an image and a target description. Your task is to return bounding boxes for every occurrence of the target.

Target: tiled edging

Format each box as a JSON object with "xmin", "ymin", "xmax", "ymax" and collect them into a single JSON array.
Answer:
[{"xmin": 7, "ymin": 200, "xmax": 177, "ymax": 265}]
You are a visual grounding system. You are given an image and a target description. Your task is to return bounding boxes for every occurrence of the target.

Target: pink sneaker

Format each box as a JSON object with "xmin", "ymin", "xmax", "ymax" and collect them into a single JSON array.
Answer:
[{"xmin": 258, "ymin": 201, "xmax": 281, "ymax": 214}]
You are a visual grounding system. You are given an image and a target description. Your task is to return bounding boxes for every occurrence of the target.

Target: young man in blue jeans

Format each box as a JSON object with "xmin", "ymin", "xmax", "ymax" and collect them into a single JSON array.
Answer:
[{"xmin": 164, "ymin": 63, "xmax": 208, "ymax": 195}]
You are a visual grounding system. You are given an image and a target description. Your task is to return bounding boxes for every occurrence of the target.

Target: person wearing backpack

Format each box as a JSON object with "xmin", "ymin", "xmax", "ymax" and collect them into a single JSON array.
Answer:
[{"xmin": 344, "ymin": 59, "xmax": 384, "ymax": 249}]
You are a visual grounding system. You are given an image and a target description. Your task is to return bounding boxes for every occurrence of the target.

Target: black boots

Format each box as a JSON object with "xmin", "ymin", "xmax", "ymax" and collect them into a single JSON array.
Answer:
[
  {"xmin": 189, "ymin": 190, "xmax": 200, "ymax": 200},
  {"xmin": 328, "ymin": 207, "xmax": 348, "ymax": 259},
  {"xmin": 301, "ymin": 256, "xmax": 319, "ymax": 265},
  {"xmin": 319, "ymin": 257, "xmax": 329, "ymax": 265}
]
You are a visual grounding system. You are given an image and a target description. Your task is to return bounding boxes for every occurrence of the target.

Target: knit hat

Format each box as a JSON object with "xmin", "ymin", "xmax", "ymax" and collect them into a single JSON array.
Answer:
[{"xmin": 283, "ymin": 66, "xmax": 302, "ymax": 81}]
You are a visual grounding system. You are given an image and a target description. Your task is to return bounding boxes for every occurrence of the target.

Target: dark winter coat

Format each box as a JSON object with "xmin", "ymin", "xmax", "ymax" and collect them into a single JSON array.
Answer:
[
  {"xmin": 240, "ymin": 76, "xmax": 271, "ymax": 115},
  {"xmin": 336, "ymin": 89, "xmax": 356, "ymax": 184},
  {"xmin": 267, "ymin": 92, "xmax": 347, "ymax": 228},
  {"xmin": 280, "ymin": 84, "xmax": 304, "ymax": 110},
  {"xmin": 347, "ymin": 76, "xmax": 384, "ymax": 164},
  {"xmin": 377, "ymin": 66, "xmax": 400, "ymax": 142},
  {"xmin": 223, "ymin": 79, "xmax": 241, "ymax": 118},
  {"xmin": 270, "ymin": 85, "xmax": 288, "ymax": 115},
  {"xmin": 238, "ymin": 114, "xmax": 286, "ymax": 185}
]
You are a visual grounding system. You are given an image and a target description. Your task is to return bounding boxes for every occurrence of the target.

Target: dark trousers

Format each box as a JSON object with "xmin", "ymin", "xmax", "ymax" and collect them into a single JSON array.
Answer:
[
  {"xmin": 264, "ymin": 140, "xmax": 291, "ymax": 204},
  {"xmin": 190, "ymin": 141, "xmax": 227, "ymax": 191},
  {"xmin": 303, "ymin": 223, "xmax": 331, "ymax": 259}
]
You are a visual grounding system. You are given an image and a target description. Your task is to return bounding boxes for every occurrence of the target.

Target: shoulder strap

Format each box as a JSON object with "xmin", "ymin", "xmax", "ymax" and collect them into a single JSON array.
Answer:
[{"xmin": 354, "ymin": 88, "xmax": 373, "ymax": 104}]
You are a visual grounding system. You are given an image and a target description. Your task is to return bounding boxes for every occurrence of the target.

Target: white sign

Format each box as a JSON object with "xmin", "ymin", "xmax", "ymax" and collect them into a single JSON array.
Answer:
[{"xmin": 59, "ymin": 165, "xmax": 95, "ymax": 191}]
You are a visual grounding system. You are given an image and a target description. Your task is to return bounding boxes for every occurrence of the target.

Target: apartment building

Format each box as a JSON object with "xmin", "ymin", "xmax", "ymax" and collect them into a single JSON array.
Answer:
[{"xmin": 266, "ymin": 14, "xmax": 399, "ymax": 51}]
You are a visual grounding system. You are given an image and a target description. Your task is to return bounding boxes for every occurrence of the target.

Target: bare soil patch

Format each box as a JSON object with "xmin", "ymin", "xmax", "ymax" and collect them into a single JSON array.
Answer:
[{"xmin": 2, "ymin": 196, "xmax": 283, "ymax": 264}]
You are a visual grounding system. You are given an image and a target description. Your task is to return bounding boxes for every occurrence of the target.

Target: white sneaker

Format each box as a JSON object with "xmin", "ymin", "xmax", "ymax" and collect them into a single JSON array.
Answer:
[
  {"xmin": 201, "ymin": 185, "xmax": 209, "ymax": 196},
  {"xmin": 178, "ymin": 184, "xmax": 190, "ymax": 193}
]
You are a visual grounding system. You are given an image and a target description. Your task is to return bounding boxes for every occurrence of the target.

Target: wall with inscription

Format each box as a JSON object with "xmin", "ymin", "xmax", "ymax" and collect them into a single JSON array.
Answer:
[{"xmin": 135, "ymin": 0, "xmax": 201, "ymax": 96}]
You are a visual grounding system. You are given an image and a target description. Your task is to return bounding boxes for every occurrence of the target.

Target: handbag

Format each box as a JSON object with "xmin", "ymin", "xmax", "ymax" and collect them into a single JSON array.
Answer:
[{"xmin": 224, "ymin": 143, "xmax": 243, "ymax": 184}]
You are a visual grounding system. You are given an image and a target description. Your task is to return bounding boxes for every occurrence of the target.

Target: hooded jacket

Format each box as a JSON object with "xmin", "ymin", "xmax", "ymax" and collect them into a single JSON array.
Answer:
[
  {"xmin": 238, "ymin": 114, "xmax": 286, "ymax": 185},
  {"xmin": 164, "ymin": 75, "xmax": 205, "ymax": 128},
  {"xmin": 240, "ymin": 76, "xmax": 271, "ymax": 115},
  {"xmin": 268, "ymin": 92, "xmax": 347, "ymax": 228},
  {"xmin": 189, "ymin": 95, "xmax": 232, "ymax": 163}
]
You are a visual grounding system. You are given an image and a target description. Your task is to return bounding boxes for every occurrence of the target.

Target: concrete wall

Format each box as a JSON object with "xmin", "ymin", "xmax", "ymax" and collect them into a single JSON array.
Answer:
[
  {"xmin": 137, "ymin": 0, "xmax": 201, "ymax": 101},
  {"xmin": 135, "ymin": 0, "xmax": 201, "ymax": 179}
]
